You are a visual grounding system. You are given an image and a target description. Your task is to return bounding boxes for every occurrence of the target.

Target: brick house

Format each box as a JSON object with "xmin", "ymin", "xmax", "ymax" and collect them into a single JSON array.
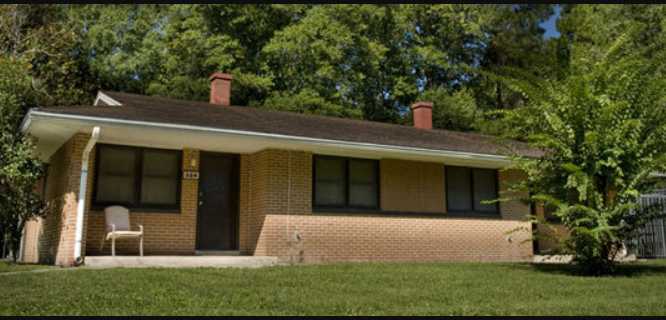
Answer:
[{"xmin": 19, "ymin": 73, "xmax": 543, "ymax": 266}]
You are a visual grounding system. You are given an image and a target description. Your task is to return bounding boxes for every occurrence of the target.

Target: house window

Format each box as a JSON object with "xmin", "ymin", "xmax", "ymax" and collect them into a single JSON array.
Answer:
[
  {"xmin": 313, "ymin": 155, "xmax": 379, "ymax": 210},
  {"xmin": 543, "ymin": 204, "xmax": 561, "ymax": 223},
  {"xmin": 445, "ymin": 166, "xmax": 499, "ymax": 215},
  {"xmin": 93, "ymin": 144, "xmax": 181, "ymax": 211}
]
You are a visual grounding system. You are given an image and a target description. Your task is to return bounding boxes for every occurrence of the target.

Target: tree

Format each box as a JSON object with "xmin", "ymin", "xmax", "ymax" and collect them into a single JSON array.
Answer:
[
  {"xmin": 499, "ymin": 36, "xmax": 666, "ymax": 274},
  {"xmin": 474, "ymin": 5, "xmax": 555, "ymax": 111},
  {"xmin": 0, "ymin": 4, "xmax": 93, "ymax": 106},
  {"xmin": 0, "ymin": 57, "xmax": 45, "ymax": 261},
  {"xmin": 415, "ymin": 87, "xmax": 479, "ymax": 131},
  {"xmin": 558, "ymin": 5, "xmax": 666, "ymax": 63}
]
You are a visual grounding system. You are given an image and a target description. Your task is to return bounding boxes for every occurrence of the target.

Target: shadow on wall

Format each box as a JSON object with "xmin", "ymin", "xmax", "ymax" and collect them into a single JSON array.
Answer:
[{"xmin": 36, "ymin": 195, "xmax": 67, "ymax": 265}]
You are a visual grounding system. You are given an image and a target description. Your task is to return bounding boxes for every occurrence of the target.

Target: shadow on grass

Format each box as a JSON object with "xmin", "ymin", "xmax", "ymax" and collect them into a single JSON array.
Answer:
[{"xmin": 510, "ymin": 260, "xmax": 666, "ymax": 278}]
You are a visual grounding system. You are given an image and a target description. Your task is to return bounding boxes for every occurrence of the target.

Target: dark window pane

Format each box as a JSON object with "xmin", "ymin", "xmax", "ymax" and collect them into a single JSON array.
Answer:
[
  {"xmin": 315, "ymin": 157, "xmax": 345, "ymax": 206},
  {"xmin": 544, "ymin": 204, "xmax": 560, "ymax": 223},
  {"xmin": 96, "ymin": 147, "xmax": 136, "ymax": 203},
  {"xmin": 349, "ymin": 159, "xmax": 378, "ymax": 207},
  {"xmin": 141, "ymin": 150, "xmax": 179, "ymax": 205},
  {"xmin": 447, "ymin": 167, "xmax": 472, "ymax": 211},
  {"xmin": 473, "ymin": 169, "xmax": 498, "ymax": 213}
]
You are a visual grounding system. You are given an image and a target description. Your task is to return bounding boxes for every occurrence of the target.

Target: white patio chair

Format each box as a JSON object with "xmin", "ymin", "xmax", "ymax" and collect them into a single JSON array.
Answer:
[{"xmin": 100, "ymin": 206, "xmax": 143, "ymax": 256}]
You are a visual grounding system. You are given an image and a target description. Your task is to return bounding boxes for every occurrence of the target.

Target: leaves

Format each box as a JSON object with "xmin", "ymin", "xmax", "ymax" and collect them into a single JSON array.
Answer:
[
  {"xmin": 0, "ymin": 56, "xmax": 45, "ymax": 260},
  {"xmin": 500, "ymin": 28, "xmax": 666, "ymax": 273}
]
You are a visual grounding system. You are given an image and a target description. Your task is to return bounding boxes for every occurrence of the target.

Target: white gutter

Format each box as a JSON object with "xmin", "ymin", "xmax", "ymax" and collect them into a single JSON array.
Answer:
[
  {"xmin": 73, "ymin": 126, "xmax": 100, "ymax": 265},
  {"xmin": 23, "ymin": 110, "xmax": 514, "ymax": 164}
]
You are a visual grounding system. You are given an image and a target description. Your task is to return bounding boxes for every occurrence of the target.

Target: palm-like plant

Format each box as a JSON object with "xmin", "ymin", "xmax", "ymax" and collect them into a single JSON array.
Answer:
[{"xmin": 497, "ymin": 35, "xmax": 666, "ymax": 274}]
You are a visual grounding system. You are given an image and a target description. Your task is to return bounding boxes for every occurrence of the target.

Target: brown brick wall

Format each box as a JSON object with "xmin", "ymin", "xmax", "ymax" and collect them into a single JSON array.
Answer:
[
  {"xmin": 20, "ymin": 133, "xmax": 89, "ymax": 265},
  {"xmin": 24, "ymin": 133, "xmax": 533, "ymax": 264},
  {"xmin": 240, "ymin": 150, "xmax": 532, "ymax": 262},
  {"xmin": 534, "ymin": 204, "xmax": 569, "ymax": 253},
  {"xmin": 239, "ymin": 150, "xmax": 311, "ymax": 255},
  {"xmin": 20, "ymin": 218, "xmax": 42, "ymax": 263},
  {"xmin": 253, "ymin": 214, "xmax": 532, "ymax": 263},
  {"xmin": 498, "ymin": 169, "xmax": 531, "ymax": 221},
  {"xmin": 84, "ymin": 148, "xmax": 199, "ymax": 256},
  {"xmin": 381, "ymin": 159, "xmax": 445, "ymax": 213}
]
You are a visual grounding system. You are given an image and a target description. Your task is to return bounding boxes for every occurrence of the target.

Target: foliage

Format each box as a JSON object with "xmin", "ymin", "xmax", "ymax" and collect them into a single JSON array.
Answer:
[
  {"xmin": 261, "ymin": 89, "xmax": 361, "ymax": 119},
  {"xmin": 499, "ymin": 35, "xmax": 666, "ymax": 274},
  {"xmin": 415, "ymin": 87, "xmax": 479, "ymax": 131},
  {"xmin": 56, "ymin": 4, "xmax": 555, "ymax": 125},
  {"xmin": 0, "ymin": 4, "xmax": 92, "ymax": 106},
  {"xmin": 0, "ymin": 57, "xmax": 45, "ymax": 261}
]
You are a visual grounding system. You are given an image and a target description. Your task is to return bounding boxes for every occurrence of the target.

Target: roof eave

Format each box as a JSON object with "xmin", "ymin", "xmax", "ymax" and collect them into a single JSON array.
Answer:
[{"xmin": 26, "ymin": 110, "xmax": 520, "ymax": 167}]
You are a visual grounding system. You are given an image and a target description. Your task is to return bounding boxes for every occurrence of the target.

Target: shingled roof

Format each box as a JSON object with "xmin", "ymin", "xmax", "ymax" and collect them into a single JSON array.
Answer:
[{"xmin": 37, "ymin": 91, "xmax": 541, "ymax": 158}]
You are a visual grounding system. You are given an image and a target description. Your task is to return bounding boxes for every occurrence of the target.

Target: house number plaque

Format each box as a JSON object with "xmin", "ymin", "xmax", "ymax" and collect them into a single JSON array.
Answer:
[{"xmin": 183, "ymin": 171, "xmax": 199, "ymax": 180}]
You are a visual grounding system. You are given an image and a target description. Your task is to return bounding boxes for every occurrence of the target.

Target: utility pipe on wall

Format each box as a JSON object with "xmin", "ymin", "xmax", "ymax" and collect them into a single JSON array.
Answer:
[{"xmin": 73, "ymin": 126, "xmax": 100, "ymax": 265}]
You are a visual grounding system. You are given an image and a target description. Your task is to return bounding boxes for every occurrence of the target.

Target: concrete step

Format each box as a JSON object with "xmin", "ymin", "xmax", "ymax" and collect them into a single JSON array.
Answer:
[{"xmin": 84, "ymin": 255, "xmax": 280, "ymax": 269}]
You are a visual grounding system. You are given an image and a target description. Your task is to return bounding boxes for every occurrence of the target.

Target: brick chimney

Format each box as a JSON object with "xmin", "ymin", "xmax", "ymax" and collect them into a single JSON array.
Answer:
[
  {"xmin": 209, "ymin": 72, "xmax": 232, "ymax": 106},
  {"xmin": 411, "ymin": 101, "xmax": 433, "ymax": 129}
]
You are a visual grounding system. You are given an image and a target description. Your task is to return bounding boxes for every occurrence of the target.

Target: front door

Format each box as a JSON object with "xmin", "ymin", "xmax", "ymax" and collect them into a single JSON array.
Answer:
[{"xmin": 196, "ymin": 152, "xmax": 240, "ymax": 250}]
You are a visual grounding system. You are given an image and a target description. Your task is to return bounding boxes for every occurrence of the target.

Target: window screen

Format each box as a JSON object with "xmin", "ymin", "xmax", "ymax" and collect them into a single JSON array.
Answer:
[
  {"xmin": 446, "ymin": 166, "xmax": 498, "ymax": 215},
  {"xmin": 446, "ymin": 167, "xmax": 472, "ymax": 212},
  {"xmin": 95, "ymin": 147, "xmax": 137, "ymax": 204},
  {"xmin": 141, "ymin": 150, "xmax": 180, "ymax": 205},
  {"xmin": 313, "ymin": 156, "xmax": 379, "ymax": 209},
  {"xmin": 314, "ymin": 157, "xmax": 346, "ymax": 206},
  {"xmin": 472, "ymin": 169, "xmax": 498, "ymax": 213},
  {"xmin": 349, "ymin": 159, "xmax": 378, "ymax": 208},
  {"xmin": 94, "ymin": 145, "xmax": 181, "ymax": 210}
]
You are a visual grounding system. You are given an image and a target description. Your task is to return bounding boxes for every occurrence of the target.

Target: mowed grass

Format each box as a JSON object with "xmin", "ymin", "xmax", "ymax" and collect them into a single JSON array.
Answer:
[
  {"xmin": 0, "ymin": 261, "xmax": 53, "ymax": 274},
  {"xmin": 2, "ymin": 261, "xmax": 666, "ymax": 316}
]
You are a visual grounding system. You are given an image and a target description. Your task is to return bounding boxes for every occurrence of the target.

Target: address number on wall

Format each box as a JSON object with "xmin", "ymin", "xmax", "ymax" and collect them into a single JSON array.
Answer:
[{"xmin": 183, "ymin": 171, "xmax": 199, "ymax": 180}]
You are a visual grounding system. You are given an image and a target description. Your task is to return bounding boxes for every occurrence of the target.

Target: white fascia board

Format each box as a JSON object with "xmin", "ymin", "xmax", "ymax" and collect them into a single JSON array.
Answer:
[
  {"xmin": 93, "ymin": 91, "xmax": 122, "ymax": 106},
  {"xmin": 25, "ymin": 110, "xmax": 513, "ymax": 165}
]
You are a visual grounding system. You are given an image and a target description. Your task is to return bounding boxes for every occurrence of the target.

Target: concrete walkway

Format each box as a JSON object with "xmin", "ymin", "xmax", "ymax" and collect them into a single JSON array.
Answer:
[{"xmin": 84, "ymin": 255, "xmax": 281, "ymax": 269}]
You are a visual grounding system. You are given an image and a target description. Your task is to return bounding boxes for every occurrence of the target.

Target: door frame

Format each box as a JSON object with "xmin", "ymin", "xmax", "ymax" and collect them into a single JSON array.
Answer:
[{"xmin": 195, "ymin": 151, "xmax": 240, "ymax": 251}]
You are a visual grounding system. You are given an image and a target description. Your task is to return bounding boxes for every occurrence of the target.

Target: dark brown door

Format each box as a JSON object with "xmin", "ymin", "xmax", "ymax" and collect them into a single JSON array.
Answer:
[{"xmin": 196, "ymin": 152, "xmax": 239, "ymax": 250}]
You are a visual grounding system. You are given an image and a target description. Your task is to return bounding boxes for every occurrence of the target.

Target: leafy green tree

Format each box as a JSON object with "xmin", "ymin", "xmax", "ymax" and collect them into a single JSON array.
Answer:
[
  {"xmin": 0, "ymin": 4, "xmax": 91, "ymax": 106},
  {"xmin": 260, "ymin": 89, "xmax": 361, "ymax": 119},
  {"xmin": 0, "ymin": 57, "xmax": 45, "ymax": 261},
  {"xmin": 558, "ymin": 5, "xmax": 666, "ymax": 63},
  {"xmin": 474, "ymin": 5, "xmax": 555, "ymax": 112},
  {"xmin": 499, "ymin": 36, "xmax": 666, "ymax": 274},
  {"xmin": 416, "ymin": 87, "xmax": 479, "ymax": 131},
  {"xmin": 56, "ymin": 4, "xmax": 557, "ymax": 127}
]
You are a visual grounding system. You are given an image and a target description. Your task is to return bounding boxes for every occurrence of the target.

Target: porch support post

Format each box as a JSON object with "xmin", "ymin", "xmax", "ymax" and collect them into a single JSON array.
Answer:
[{"xmin": 73, "ymin": 126, "xmax": 100, "ymax": 265}]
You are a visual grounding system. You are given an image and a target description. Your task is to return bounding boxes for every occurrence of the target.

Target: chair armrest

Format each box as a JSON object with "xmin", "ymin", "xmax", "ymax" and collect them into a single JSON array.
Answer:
[{"xmin": 138, "ymin": 224, "xmax": 144, "ymax": 234}]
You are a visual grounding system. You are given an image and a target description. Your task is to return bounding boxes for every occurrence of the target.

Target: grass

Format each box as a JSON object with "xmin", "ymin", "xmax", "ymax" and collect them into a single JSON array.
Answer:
[
  {"xmin": 0, "ymin": 260, "xmax": 53, "ymax": 274},
  {"xmin": 2, "ymin": 260, "xmax": 666, "ymax": 316}
]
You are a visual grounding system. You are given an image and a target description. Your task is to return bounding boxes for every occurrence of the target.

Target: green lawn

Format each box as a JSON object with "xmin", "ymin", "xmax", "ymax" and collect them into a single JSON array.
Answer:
[
  {"xmin": 2, "ymin": 261, "xmax": 666, "ymax": 316},
  {"xmin": 0, "ymin": 261, "xmax": 53, "ymax": 274}
]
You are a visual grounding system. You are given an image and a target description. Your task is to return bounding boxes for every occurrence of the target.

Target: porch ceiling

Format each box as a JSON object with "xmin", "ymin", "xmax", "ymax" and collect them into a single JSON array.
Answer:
[{"xmin": 23, "ymin": 110, "xmax": 512, "ymax": 168}]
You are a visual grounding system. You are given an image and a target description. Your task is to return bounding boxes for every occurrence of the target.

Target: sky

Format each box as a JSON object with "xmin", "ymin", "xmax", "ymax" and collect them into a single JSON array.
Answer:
[{"xmin": 540, "ymin": 5, "xmax": 561, "ymax": 39}]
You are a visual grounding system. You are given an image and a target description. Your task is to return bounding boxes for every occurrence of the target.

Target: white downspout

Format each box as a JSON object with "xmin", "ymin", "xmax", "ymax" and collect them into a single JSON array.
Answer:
[
  {"xmin": 18, "ymin": 218, "xmax": 25, "ymax": 262},
  {"xmin": 73, "ymin": 126, "xmax": 100, "ymax": 265}
]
